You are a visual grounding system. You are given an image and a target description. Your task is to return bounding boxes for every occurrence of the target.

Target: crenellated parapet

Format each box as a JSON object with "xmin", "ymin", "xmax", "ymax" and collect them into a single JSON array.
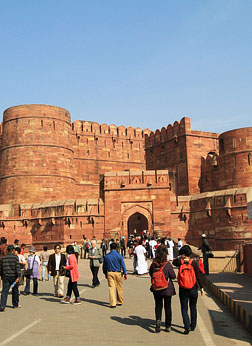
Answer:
[
  {"xmin": 72, "ymin": 120, "xmax": 150, "ymax": 140},
  {"xmin": 145, "ymin": 117, "xmax": 191, "ymax": 148},
  {"xmin": 104, "ymin": 170, "xmax": 169, "ymax": 190}
]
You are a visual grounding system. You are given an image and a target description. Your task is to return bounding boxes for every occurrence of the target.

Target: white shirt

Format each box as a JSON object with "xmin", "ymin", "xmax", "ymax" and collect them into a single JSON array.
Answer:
[
  {"xmin": 18, "ymin": 254, "xmax": 26, "ymax": 265},
  {"xmin": 55, "ymin": 253, "xmax": 61, "ymax": 271}
]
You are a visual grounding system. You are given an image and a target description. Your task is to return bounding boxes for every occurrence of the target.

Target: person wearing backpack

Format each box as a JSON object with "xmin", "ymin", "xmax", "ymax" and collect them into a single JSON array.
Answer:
[
  {"xmin": 149, "ymin": 246, "xmax": 176, "ymax": 333},
  {"xmin": 173, "ymin": 245, "xmax": 204, "ymax": 335}
]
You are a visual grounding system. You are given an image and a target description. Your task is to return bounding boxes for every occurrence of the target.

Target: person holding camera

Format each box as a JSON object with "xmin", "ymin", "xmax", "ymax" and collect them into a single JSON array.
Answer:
[{"xmin": 48, "ymin": 244, "xmax": 66, "ymax": 298}]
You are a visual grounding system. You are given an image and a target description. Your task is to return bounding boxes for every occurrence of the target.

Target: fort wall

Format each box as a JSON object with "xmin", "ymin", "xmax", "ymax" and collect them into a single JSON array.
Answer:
[
  {"xmin": 201, "ymin": 128, "xmax": 252, "ymax": 192},
  {"xmin": 145, "ymin": 117, "xmax": 219, "ymax": 195},
  {"xmin": 72, "ymin": 121, "xmax": 150, "ymax": 198},
  {"xmin": 0, "ymin": 105, "xmax": 75, "ymax": 204}
]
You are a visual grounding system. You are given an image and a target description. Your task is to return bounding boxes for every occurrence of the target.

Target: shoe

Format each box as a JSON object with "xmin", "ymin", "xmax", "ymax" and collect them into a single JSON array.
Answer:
[
  {"xmin": 13, "ymin": 305, "xmax": 21, "ymax": 309},
  {"xmin": 23, "ymin": 292, "xmax": 30, "ymax": 296},
  {"xmin": 116, "ymin": 303, "xmax": 123, "ymax": 306},
  {"xmin": 184, "ymin": 329, "xmax": 190, "ymax": 335},
  {"xmin": 91, "ymin": 285, "xmax": 96, "ymax": 288},
  {"xmin": 155, "ymin": 320, "xmax": 161, "ymax": 333},
  {"xmin": 32, "ymin": 293, "xmax": 38, "ymax": 296},
  {"xmin": 58, "ymin": 295, "xmax": 64, "ymax": 298},
  {"xmin": 190, "ymin": 325, "xmax": 195, "ymax": 331},
  {"xmin": 0, "ymin": 307, "xmax": 5, "ymax": 312},
  {"xmin": 165, "ymin": 326, "xmax": 171, "ymax": 332},
  {"xmin": 61, "ymin": 297, "xmax": 70, "ymax": 304},
  {"xmin": 72, "ymin": 299, "xmax": 81, "ymax": 305},
  {"xmin": 110, "ymin": 306, "xmax": 116, "ymax": 308}
]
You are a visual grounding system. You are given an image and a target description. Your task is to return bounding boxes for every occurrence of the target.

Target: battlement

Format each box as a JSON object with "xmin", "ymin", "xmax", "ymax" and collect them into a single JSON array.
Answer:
[
  {"xmin": 145, "ymin": 117, "xmax": 191, "ymax": 147},
  {"xmin": 0, "ymin": 198, "xmax": 104, "ymax": 220},
  {"xmin": 72, "ymin": 120, "xmax": 150, "ymax": 139},
  {"xmin": 104, "ymin": 169, "xmax": 169, "ymax": 189}
]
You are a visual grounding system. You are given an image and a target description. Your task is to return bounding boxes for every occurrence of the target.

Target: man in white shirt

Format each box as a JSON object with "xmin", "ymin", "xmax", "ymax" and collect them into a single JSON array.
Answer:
[
  {"xmin": 149, "ymin": 237, "xmax": 157, "ymax": 259},
  {"xmin": 168, "ymin": 238, "xmax": 174, "ymax": 261},
  {"xmin": 48, "ymin": 244, "xmax": 66, "ymax": 298}
]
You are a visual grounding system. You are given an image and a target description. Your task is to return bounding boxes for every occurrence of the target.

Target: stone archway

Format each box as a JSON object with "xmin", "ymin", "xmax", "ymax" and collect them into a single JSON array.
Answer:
[
  {"xmin": 122, "ymin": 204, "xmax": 152, "ymax": 237},
  {"xmin": 127, "ymin": 212, "xmax": 148, "ymax": 237}
]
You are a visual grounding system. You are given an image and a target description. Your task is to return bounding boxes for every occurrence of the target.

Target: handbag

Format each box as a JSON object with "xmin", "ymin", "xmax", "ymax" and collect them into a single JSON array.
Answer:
[
  {"xmin": 206, "ymin": 251, "xmax": 214, "ymax": 258},
  {"xmin": 24, "ymin": 256, "xmax": 35, "ymax": 277},
  {"xmin": 65, "ymin": 269, "xmax": 71, "ymax": 278}
]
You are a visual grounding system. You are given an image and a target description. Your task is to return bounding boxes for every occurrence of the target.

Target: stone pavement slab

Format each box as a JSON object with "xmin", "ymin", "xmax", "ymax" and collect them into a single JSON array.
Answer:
[{"xmin": 0, "ymin": 258, "xmax": 251, "ymax": 346}]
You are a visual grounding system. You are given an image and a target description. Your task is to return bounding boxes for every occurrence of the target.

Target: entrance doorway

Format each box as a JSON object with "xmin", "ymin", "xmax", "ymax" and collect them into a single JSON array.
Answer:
[{"xmin": 127, "ymin": 212, "xmax": 148, "ymax": 237}]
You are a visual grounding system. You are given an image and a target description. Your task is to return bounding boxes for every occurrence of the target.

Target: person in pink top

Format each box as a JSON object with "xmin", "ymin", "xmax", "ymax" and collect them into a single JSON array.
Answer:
[{"xmin": 61, "ymin": 245, "xmax": 81, "ymax": 305}]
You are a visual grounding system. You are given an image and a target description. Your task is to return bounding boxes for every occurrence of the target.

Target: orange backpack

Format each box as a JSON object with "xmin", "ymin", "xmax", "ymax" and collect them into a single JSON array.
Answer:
[
  {"xmin": 151, "ymin": 263, "xmax": 168, "ymax": 291},
  {"xmin": 177, "ymin": 259, "xmax": 196, "ymax": 289}
]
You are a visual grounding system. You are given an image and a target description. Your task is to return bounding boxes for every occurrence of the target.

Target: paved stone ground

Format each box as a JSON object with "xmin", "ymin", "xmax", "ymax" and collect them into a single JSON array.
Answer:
[{"xmin": 0, "ymin": 258, "xmax": 251, "ymax": 346}]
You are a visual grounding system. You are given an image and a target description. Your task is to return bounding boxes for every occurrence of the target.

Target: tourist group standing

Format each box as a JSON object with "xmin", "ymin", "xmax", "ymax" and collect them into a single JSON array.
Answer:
[{"xmin": 0, "ymin": 235, "xmax": 207, "ymax": 336}]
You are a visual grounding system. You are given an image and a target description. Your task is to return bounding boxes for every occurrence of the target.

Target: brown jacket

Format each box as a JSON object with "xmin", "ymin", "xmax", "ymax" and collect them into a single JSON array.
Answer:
[{"xmin": 48, "ymin": 253, "xmax": 66, "ymax": 276}]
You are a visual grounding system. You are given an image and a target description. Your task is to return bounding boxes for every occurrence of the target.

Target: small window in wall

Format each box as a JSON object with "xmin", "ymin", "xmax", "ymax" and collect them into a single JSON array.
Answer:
[
  {"xmin": 248, "ymin": 153, "xmax": 251, "ymax": 166},
  {"xmin": 41, "ymin": 120, "xmax": 43, "ymax": 127},
  {"xmin": 70, "ymin": 235, "xmax": 72, "ymax": 239},
  {"xmin": 219, "ymin": 138, "xmax": 224, "ymax": 152},
  {"xmin": 53, "ymin": 121, "xmax": 56, "ymax": 130},
  {"xmin": 234, "ymin": 156, "xmax": 236, "ymax": 169}
]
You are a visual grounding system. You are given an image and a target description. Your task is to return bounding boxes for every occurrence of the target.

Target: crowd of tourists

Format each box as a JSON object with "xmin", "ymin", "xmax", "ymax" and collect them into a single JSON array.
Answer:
[{"xmin": 0, "ymin": 233, "xmax": 211, "ymax": 334}]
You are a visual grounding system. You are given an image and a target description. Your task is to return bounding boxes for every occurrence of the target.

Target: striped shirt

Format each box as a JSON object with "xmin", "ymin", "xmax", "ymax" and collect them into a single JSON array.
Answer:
[{"xmin": 0, "ymin": 252, "xmax": 21, "ymax": 278}]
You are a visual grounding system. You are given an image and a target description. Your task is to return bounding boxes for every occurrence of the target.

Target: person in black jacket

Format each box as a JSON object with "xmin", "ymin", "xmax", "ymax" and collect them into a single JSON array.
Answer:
[
  {"xmin": 0, "ymin": 245, "xmax": 21, "ymax": 311},
  {"xmin": 173, "ymin": 245, "xmax": 204, "ymax": 334},
  {"xmin": 48, "ymin": 244, "xmax": 66, "ymax": 298},
  {"xmin": 198, "ymin": 234, "xmax": 211, "ymax": 275},
  {"xmin": 149, "ymin": 245, "xmax": 176, "ymax": 333}
]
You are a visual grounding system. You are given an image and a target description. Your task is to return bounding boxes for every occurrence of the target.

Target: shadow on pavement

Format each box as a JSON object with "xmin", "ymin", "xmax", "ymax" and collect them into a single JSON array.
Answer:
[
  {"xmin": 208, "ymin": 310, "xmax": 252, "ymax": 344},
  {"xmin": 83, "ymin": 298, "xmax": 110, "ymax": 307},
  {"xmin": 111, "ymin": 315, "xmax": 185, "ymax": 334},
  {"xmin": 39, "ymin": 297, "xmax": 61, "ymax": 303},
  {"xmin": 111, "ymin": 315, "xmax": 155, "ymax": 333}
]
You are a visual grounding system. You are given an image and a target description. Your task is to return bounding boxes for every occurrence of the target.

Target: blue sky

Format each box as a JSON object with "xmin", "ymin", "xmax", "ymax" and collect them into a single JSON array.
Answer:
[{"xmin": 1, "ymin": 0, "xmax": 251, "ymax": 133}]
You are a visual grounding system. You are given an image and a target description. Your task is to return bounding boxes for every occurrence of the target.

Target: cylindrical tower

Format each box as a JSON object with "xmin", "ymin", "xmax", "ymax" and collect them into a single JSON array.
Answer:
[
  {"xmin": 218, "ymin": 127, "xmax": 252, "ymax": 190},
  {"xmin": 0, "ymin": 104, "xmax": 75, "ymax": 204}
]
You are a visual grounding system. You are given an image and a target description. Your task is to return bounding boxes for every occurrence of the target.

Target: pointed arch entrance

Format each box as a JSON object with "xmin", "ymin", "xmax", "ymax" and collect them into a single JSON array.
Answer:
[
  {"xmin": 127, "ymin": 212, "xmax": 148, "ymax": 237},
  {"xmin": 122, "ymin": 204, "xmax": 152, "ymax": 237}
]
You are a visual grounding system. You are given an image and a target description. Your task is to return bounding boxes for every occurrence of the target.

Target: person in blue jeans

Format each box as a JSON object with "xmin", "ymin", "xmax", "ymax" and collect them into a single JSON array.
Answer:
[
  {"xmin": 40, "ymin": 246, "xmax": 50, "ymax": 281},
  {"xmin": 173, "ymin": 245, "xmax": 204, "ymax": 334}
]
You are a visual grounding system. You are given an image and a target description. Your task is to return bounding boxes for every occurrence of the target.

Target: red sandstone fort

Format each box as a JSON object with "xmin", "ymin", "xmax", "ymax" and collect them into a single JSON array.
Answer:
[{"xmin": 0, "ymin": 104, "xmax": 251, "ymax": 250}]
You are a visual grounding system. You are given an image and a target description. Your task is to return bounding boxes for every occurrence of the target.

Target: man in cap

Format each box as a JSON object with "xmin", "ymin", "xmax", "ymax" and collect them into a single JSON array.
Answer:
[{"xmin": 24, "ymin": 246, "xmax": 40, "ymax": 295}]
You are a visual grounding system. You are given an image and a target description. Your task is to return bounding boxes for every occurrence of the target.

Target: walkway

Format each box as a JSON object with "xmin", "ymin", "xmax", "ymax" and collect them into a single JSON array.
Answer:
[{"xmin": 0, "ymin": 258, "xmax": 251, "ymax": 346}]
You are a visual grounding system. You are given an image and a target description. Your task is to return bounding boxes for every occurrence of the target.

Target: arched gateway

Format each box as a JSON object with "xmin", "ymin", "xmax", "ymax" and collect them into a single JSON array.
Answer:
[
  {"xmin": 122, "ymin": 205, "xmax": 152, "ymax": 237},
  {"xmin": 127, "ymin": 212, "xmax": 148, "ymax": 236}
]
